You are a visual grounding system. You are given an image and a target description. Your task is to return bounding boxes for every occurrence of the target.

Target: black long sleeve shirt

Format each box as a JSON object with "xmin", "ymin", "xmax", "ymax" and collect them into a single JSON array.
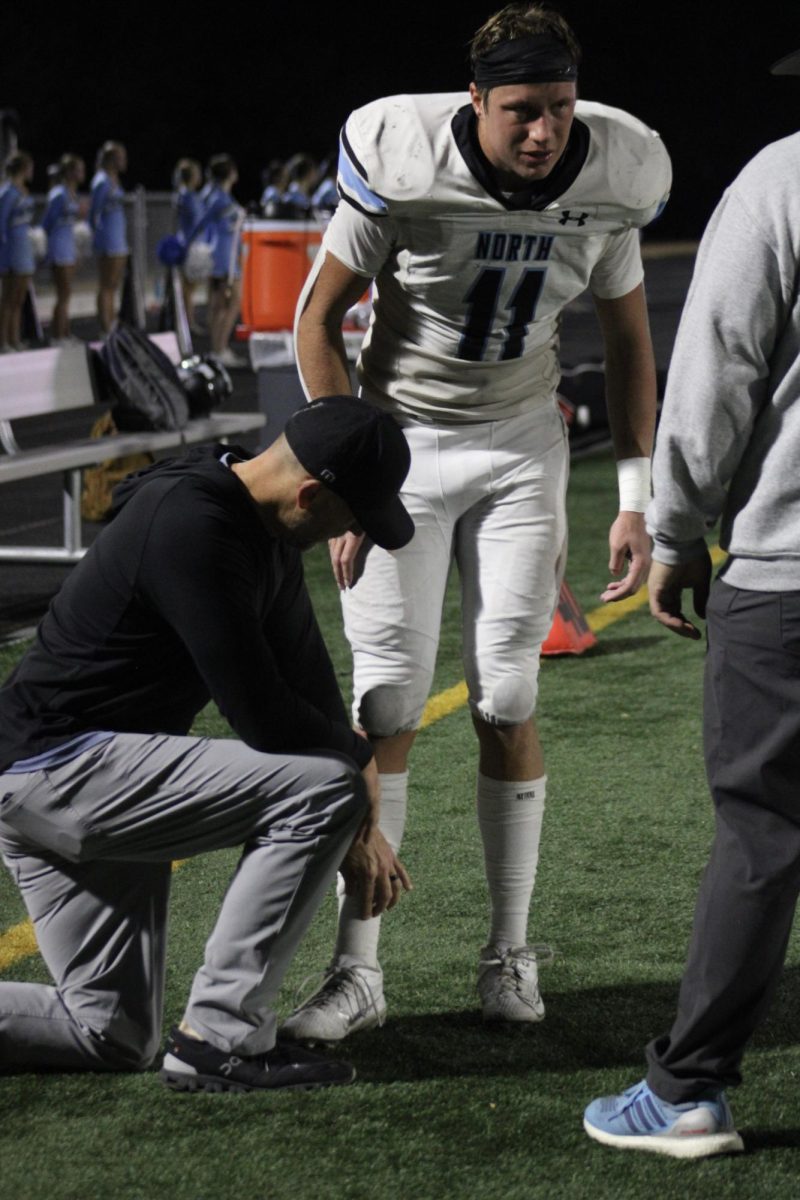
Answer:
[{"xmin": 0, "ymin": 446, "xmax": 371, "ymax": 773}]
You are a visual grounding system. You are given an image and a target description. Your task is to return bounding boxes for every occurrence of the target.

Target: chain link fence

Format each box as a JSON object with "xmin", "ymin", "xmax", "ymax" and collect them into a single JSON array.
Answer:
[{"xmin": 28, "ymin": 191, "xmax": 181, "ymax": 324}]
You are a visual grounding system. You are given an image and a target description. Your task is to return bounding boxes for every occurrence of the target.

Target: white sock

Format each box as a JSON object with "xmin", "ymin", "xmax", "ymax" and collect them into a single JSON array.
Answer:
[
  {"xmin": 477, "ymin": 772, "xmax": 546, "ymax": 951},
  {"xmin": 333, "ymin": 771, "xmax": 408, "ymax": 969}
]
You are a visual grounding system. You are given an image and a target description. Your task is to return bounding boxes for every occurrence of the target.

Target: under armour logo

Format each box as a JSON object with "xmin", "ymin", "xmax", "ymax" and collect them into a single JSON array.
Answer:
[
  {"xmin": 558, "ymin": 211, "xmax": 589, "ymax": 226},
  {"xmin": 320, "ymin": 468, "xmax": 336, "ymax": 483}
]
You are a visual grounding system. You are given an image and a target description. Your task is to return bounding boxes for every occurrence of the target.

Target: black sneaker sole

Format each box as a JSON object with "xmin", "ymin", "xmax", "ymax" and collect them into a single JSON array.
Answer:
[{"xmin": 159, "ymin": 1066, "xmax": 356, "ymax": 1093}]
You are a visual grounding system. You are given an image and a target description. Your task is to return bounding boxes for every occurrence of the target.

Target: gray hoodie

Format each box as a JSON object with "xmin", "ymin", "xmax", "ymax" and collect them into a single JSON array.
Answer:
[{"xmin": 647, "ymin": 132, "xmax": 800, "ymax": 590}]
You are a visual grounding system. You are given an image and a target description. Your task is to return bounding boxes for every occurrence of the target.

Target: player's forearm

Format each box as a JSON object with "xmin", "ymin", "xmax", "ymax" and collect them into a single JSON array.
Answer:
[
  {"xmin": 604, "ymin": 336, "xmax": 657, "ymax": 462},
  {"xmin": 296, "ymin": 309, "xmax": 354, "ymax": 399},
  {"xmin": 595, "ymin": 284, "xmax": 657, "ymax": 462}
]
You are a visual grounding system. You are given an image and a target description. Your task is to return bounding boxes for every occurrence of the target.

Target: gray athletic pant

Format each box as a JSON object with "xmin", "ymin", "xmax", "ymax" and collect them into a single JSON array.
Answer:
[
  {"xmin": 0, "ymin": 732, "xmax": 365, "ymax": 1072},
  {"xmin": 646, "ymin": 580, "xmax": 800, "ymax": 1101}
]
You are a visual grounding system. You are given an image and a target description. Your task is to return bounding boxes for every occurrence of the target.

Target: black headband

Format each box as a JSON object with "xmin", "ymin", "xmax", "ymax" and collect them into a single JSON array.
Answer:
[{"xmin": 473, "ymin": 35, "xmax": 577, "ymax": 88}]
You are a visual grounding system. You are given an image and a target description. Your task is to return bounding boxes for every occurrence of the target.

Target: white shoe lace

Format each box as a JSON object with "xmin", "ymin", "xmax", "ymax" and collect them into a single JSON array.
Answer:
[
  {"xmin": 484, "ymin": 944, "xmax": 556, "ymax": 971},
  {"xmin": 292, "ymin": 966, "xmax": 385, "ymax": 1025},
  {"xmin": 480, "ymin": 944, "xmax": 556, "ymax": 996}
]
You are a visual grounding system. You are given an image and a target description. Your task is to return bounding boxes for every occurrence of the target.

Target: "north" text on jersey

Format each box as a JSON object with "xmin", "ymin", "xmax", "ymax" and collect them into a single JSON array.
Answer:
[{"xmin": 474, "ymin": 232, "xmax": 554, "ymax": 263}]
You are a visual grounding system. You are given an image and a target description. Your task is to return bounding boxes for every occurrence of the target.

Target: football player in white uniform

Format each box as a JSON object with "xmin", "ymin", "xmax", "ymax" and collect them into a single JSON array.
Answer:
[{"xmin": 283, "ymin": 2, "xmax": 672, "ymax": 1042}]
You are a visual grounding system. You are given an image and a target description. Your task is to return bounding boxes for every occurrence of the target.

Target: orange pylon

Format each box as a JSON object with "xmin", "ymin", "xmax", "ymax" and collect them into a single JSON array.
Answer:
[{"xmin": 541, "ymin": 580, "xmax": 597, "ymax": 656}]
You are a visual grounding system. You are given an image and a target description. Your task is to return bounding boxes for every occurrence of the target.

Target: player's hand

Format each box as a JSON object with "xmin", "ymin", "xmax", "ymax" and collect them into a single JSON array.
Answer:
[
  {"xmin": 648, "ymin": 553, "xmax": 711, "ymax": 640},
  {"xmin": 329, "ymin": 531, "xmax": 366, "ymax": 590},
  {"xmin": 600, "ymin": 511, "xmax": 651, "ymax": 602},
  {"xmin": 341, "ymin": 827, "xmax": 412, "ymax": 919}
]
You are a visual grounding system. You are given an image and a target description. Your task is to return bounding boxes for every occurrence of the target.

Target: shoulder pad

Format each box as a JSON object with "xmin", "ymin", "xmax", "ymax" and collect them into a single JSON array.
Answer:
[
  {"xmin": 337, "ymin": 93, "xmax": 468, "ymax": 216},
  {"xmin": 573, "ymin": 101, "xmax": 672, "ymax": 227}
]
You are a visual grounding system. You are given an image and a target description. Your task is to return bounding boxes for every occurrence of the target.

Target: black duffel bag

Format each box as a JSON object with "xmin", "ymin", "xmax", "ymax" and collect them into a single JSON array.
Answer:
[{"xmin": 93, "ymin": 322, "xmax": 190, "ymax": 432}]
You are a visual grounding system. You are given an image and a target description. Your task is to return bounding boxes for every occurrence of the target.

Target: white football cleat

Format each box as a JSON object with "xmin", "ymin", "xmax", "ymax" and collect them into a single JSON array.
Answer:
[
  {"xmin": 281, "ymin": 962, "xmax": 386, "ymax": 1044},
  {"xmin": 477, "ymin": 944, "xmax": 550, "ymax": 1023}
]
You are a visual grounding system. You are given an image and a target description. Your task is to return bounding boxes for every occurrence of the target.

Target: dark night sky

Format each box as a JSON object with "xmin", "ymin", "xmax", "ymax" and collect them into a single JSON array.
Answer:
[{"xmin": 4, "ymin": 3, "xmax": 800, "ymax": 239}]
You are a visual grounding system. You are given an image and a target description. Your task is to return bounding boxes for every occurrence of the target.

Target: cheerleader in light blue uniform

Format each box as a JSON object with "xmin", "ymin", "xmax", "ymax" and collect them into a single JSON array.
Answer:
[
  {"xmin": 41, "ymin": 154, "xmax": 85, "ymax": 341},
  {"xmin": 89, "ymin": 141, "xmax": 128, "ymax": 332},
  {"xmin": 184, "ymin": 154, "xmax": 243, "ymax": 365},
  {"xmin": 172, "ymin": 157, "xmax": 204, "ymax": 332},
  {"xmin": 259, "ymin": 159, "xmax": 288, "ymax": 217},
  {"xmin": 174, "ymin": 158, "xmax": 202, "ymax": 241},
  {"xmin": 0, "ymin": 150, "xmax": 35, "ymax": 351},
  {"xmin": 280, "ymin": 152, "xmax": 317, "ymax": 217}
]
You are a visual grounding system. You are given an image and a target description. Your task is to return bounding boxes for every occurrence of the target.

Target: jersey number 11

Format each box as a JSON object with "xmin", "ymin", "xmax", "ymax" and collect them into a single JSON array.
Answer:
[{"xmin": 458, "ymin": 267, "xmax": 547, "ymax": 362}]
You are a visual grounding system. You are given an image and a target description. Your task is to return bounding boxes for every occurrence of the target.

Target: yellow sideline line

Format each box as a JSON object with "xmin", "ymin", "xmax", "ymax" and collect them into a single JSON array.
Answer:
[
  {"xmin": 0, "ymin": 546, "xmax": 726, "ymax": 973},
  {"xmin": 0, "ymin": 861, "xmax": 187, "ymax": 973},
  {"xmin": 0, "ymin": 920, "xmax": 37, "ymax": 971}
]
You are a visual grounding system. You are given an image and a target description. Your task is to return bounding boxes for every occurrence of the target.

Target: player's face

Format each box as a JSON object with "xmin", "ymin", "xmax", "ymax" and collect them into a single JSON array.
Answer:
[
  {"xmin": 470, "ymin": 81, "xmax": 577, "ymax": 190},
  {"xmin": 287, "ymin": 487, "xmax": 361, "ymax": 550}
]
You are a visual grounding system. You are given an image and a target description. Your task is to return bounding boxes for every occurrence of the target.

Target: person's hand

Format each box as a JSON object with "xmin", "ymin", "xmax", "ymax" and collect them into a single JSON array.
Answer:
[
  {"xmin": 600, "ymin": 511, "xmax": 651, "ymax": 602},
  {"xmin": 340, "ymin": 826, "xmax": 412, "ymax": 919},
  {"xmin": 648, "ymin": 553, "xmax": 712, "ymax": 640},
  {"xmin": 329, "ymin": 531, "xmax": 366, "ymax": 590},
  {"xmin": 340, "ymin": 755, "xmax": 412, "ymax": 918}
]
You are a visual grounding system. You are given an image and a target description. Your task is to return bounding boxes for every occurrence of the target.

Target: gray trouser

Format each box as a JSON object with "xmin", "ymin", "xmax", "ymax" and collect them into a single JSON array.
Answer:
[
  {"xmin": 0, "ymin": 732, "xmax": 365, "ymax": 1071},
  {"xmin": 646, "ymin": 581, "xmax": 800, "ymax": 1101}
]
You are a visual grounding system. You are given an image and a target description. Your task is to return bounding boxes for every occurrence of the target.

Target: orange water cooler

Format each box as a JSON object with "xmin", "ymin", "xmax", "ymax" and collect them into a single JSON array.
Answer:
[
  {"xmin": 240, "ymin": 217, "xmax": 369, "ymax": 450},
  {"xmin": 238, "ymin": 219, "xmax": 324, "ymax": 335}
]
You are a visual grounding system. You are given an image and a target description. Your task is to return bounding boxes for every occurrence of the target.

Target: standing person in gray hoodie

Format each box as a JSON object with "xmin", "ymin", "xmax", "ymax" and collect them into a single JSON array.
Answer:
[{"xmin": 584, "ymin": 48, "xmax": 800, "ymax": 1160}]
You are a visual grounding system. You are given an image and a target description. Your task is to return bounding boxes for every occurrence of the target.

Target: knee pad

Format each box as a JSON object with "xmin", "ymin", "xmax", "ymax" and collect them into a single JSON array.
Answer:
[
  {"xmin": 470, "ymin": 674, "xmax": 537, "ymax": 727},
  {"xmin": 354, "ymin": 684, "xmax": 424, "ymax": 738}
]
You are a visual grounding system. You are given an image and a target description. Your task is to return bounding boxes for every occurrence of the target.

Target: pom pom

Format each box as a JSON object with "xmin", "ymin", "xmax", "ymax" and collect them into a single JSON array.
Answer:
[
  {"xmin": 184, "ymin": 240, "xmax": 213, "ymax": 282},
  {"xmin": 28, "ymin": 226, "xmax": 47, "ymax": 261},
  {"xmin": 157, "ymin": 234, "xmax": 186, "ymax": 267},
  {"xmin": 73, "ymin": 220, "xmax": 92, "ymax": 259}
]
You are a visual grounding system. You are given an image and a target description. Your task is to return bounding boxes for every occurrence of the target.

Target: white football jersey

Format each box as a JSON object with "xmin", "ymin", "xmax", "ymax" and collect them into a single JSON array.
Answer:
[{"xmin": 309, "ymin": 93, "xmax": 672, "ymax": 423}]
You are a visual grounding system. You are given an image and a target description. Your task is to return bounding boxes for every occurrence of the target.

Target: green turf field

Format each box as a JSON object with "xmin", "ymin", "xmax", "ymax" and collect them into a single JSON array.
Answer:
[{"xmin": 1, "ymin": 452, "xmax": 799, "ymax": 1200}]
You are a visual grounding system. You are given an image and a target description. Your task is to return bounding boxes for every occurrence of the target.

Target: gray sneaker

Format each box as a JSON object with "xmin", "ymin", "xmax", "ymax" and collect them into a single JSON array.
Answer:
[
  {"xmin": 281, "ymin": 962, "xmax": 386, "ymax": 1044},
  {"xmin": 477, "ymin": 944, "xmax": 553, "ymax": 1023}
]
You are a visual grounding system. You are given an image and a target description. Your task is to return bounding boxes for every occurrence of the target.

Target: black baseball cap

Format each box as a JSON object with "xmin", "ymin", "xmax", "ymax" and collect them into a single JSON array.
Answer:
[
  {"xmin": 284, "ymin": 396, "xmax": 414, "ymax": 550},
  {"xmin": 771, "ymin": 49, "xmax": 800, "ymax": 75}
]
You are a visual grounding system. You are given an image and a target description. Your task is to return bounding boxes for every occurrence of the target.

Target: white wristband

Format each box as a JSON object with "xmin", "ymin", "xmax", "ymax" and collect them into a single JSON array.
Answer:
[{"xmin": 616, "ymin": 457, "xmax": 651, "ymax": 513}]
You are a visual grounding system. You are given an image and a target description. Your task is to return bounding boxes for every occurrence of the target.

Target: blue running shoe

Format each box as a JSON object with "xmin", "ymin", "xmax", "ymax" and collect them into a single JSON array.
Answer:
[{"xmin": 584, "ymin": 1080, "xmax": 744, "ymax": 1159}]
